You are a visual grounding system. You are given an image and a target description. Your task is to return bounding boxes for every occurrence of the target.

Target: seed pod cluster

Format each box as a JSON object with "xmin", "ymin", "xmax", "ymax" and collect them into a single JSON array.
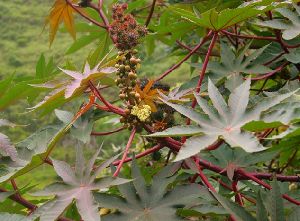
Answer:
[
  {"xmin": 110, "ymin": 3, "xmax": 147, "ymax": 50},
  {"xmin": 115, "ymin": 49, "xmax": 145, "ymax": 130}
]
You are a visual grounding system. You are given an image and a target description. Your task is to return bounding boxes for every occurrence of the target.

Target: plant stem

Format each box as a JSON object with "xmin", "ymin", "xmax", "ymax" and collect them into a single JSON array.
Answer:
[
  {"xmin": 113, "ymin": 144, "xmax": 163, "ymax": 166},
  {"xmin": 91, "ymin": 126, "xmax": 126, "ymax": 136},
  {"xmin": 251, "ymin": 62, "xmax": 289, "ymax": 80},
  {"xmin": 113, "ymin": 127, "xmax": 137, "ymax": 176},
  {"xmin": 98, "ymin": 0, "xmax": 110, "ymax": 29},
  {"xmin": 155, "ymin": 31, "xmax": 213, "ymax": 81},
  {"xmin": 145, "ymin": 0, "xmax": 157, "ymax": 26},
  {"xmin": 232, "ymin": 180, "xmax": 244, "ymax": 206},
  {"xmin": 66, "ymin": 0, "xmax": 106, "ymax": 28},
  {"xmin": 237, "ymin": 169, "xmax": 300, "ymax": 205}
]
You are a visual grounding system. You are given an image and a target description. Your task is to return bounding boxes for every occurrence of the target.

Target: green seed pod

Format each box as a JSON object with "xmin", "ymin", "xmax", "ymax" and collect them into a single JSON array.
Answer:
[
  {"xmin": 135, "ymin": 93, "xmax": 140, "ymax": 99},
  {"xmin": 119, "ymin": 93, "xmax": 126, "ymax": 99},
  {"xmin": 128, "ymin": 72, "xmax": 137, "ymax": 79},
  {"xmin": 125, "ymin": 65, "xmax": 131, "ymax": 71},
  {"xmin": 130, "ymin": 57, "xmax": 137, "ymax": 65}
]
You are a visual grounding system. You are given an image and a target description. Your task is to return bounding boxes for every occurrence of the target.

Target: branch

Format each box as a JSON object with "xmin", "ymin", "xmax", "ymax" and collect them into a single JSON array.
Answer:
[
  {"xmin": 113, "ymin": 127, "xmax": 137, "ymax": 177},
  {"xmin": 65, "ymin": 0, "xmax": 106, "ymax": 28},
  {"xmin": 250, "ymin": 62, "xmax": 289, "ymax": 80},
  {"xmin": 221, "ymin": 30, "xmax": 278, "ymax": 42},
  {"xmin": 237, "ymin": 169, "xmax": 300, "ymax": 205},
  {"xmin": 145, "ymin": 0, "xmax": 157, "ymax": 26},
  {"xmin": 155, "ymin": 31, "xmax": 213, "ymax": 81},
  {"xmin": 98, "ymin": 0, "xmax": 110, "ymax": 28},
  {"xmin": 113, "ymin": 144, "xmax": 163, "ymax": 166},
  {"xmin": 89, "ymin": 81, "xmax": 125, "ymax": 116},
  {"xmin": 91, "ymin": 126, "xmax": 126, "ymax": 136}
]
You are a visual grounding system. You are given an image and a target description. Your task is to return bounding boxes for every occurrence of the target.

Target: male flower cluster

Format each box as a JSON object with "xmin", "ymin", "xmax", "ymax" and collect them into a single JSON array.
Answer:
[
  {"xmin": 110, "ymin": 3, "xmax": 147, "ymax": 50},
  {"xmin": 131, "ymin": 105, "xmax": 152, "ymax": 122}
]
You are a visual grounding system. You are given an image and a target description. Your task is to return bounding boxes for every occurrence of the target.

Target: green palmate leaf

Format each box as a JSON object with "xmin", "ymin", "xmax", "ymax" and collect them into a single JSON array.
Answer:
[
  {"xmin": 66, "ymin": 31, "xmax": 105, "ymax": 55},
  {"xmin": 150, "ymin": 79, "xmax": 296, "ymax": 161},
  {"xmin": 206, "ymin": 144, "xmax": 278, "ymax": 180},
  {"xmin": 95, "ymin": 159, "xmax": 207, "ymax": 221},
  {"xmin": 211, "ymin": 191, "xmax": 256, "ymax": 221},
  {"xmin": 0, "ymin": 191, "xmax": 14, "ymax": 202},
  {"xmin": 256, "ymin": 190, "xmax": 268, "ymax": 221},
  {"xmin": 270, "ymin": 179, "xmax": 285, "ymax": 221},
  {"xmin": 30, "ymin": 146, "xmax": 128, "ymax": 221},
  {"xmin": 0, "ymin": 213, "xmax": 31, "ymax": 221},
  {"xmin": 145, "ymin": 125, "xmax": 203, "ymax": 137},
  {"xmin": 29, "ymin": 59, "xmax": 116, "ymax": 113},
  {"xmin": 258, "ymin": 4, "xmax": 300, "ymax": 40},
  {"xmin": 262, "ymin": 80, "xmax": 300, "ymax": 124},
  {"xmin": 191, "ymin": 41, "xmax": 271, "ymax": 91},
  {"xmin": 288, "ymin": 207, "xmax": 300, "ymax": 221},
  {"xmin": 169, "ymin": 0, "xmax": 284, "ymax": 31},
  {"xmin": 0, "ymin": 119, "xmax": 18, "ymax": 161},
  {"xmin": 284, "ymin": 47, "xmax": 300, "ymax": 64},
  {"xmin": 55, "ymin": 109, "xmax": 94, "ymax": 144},
  {"xmin": 0, "ymin": 116, "xmax": 72, "ymax": 184}
]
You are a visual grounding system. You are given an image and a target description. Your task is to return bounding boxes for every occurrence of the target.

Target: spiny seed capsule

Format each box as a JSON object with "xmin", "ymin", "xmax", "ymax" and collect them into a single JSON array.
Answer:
[
  {"xmin": 128, "ymin": 86, "xmax": 132, "ymax": 90},
  {"xmin": 132, "ymin": 49, "xmax": 138, "ymax": 54},
  {"xmin": 136, "ymin": 58, "xmax": 141, "ymax": 63},
  {"xmin": 128, "ymin": 72, "xmax": 137, "ymax": 79},
  {"xmin": 131, "ymin": 81, "xmax": 136, "ymax": 86},
  {"xmin": 120, "ymin": 56, "xmax": 126, "ymax": 62},
  {"xmin": 118, "ymin": 51, "xmax": 124, "ymax": 56},
  {"xmin": 115, "ymin": 64, "xmax": 120, "ymax": 68},
  {"xmin": 125, "ymin": 65, "xmax": 131, "ymax": 71}
]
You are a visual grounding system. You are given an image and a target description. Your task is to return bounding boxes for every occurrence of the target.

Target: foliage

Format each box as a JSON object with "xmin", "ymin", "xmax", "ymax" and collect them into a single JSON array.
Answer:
[{"xmin": 1, "ymin": 0, "xmax": 300, "ymax": 221}]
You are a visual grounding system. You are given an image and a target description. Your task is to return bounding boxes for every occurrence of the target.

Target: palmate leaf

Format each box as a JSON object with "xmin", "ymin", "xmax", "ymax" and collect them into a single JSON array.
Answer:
[
  {"xmin": 0, "ymin": 213, "xmax": 31, "ymax": 221},
  {"xmin": 262, "ymin": 80, "xmax": 300, "ymax": 124},
  {"xmin": 30, "ymin": 146, "xmax": 128, "ymax": 221},
  {"xmin": 29, "ymin": 61, "xmax": 116, "ymax": 113},
  {"xmin": 0, "ymin": 115, "xmax": 73, "ymax": 184},
  {"xmin": 169, "ymin": 0, "xmax": 285, "ymax": 31},
  {"xmin": 205, "ymin": 144, "xmax": 278, "ymax": 180},
  {"xmin": 0, "ymin": 119, "xmax": 17, "ymax": 161},
  {"xmin": 258, "ymin": 4, "xmax": 300, "ymax": 40},
  {"xmin": 46, "ymin": 0, "xmax": 78, "ymax": 45},
  {"xmin": 149, "ymin": 79, "xmax": 296, "ymax": 161},
  {"xmin": 211, "ymin": 191, "xmax": 256, "ymax": 221},
  {"xmin": 95, "ymin": 159, "xmax": 207, "ymax": 221},
  {"xmin": 191, "ymin": 42, "xmax": 271, "ymax": 91}
]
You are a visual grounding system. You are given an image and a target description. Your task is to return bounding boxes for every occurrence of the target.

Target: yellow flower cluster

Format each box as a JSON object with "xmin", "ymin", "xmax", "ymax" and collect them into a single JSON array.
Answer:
[{"xmin": 131, "ymin": 104, "xmax": 151, "ymax": 122}]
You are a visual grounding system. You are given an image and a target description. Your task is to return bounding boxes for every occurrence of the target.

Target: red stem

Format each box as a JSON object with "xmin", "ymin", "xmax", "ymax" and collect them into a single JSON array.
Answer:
[
  {"xmin": 221, "ymin": 30, "xmax": 278, "ymax": 42},
  {"xmin": 155, "ymin": 31, "xmax": 213, "ymax": 81},
  {"xmin": 91, "ymin": 126, "xmax": 126, "ymax": 136},
  {"xmin": 113, "ymin": 127, "xmax": 137, "ymax": 177},
  {"xmin": 89, "ymin": 81, "xmax": 125, "ymax": 116},
  {"xmin": 98, "ymin": 0, "xmax": 110, "ymax": 29},
  {"xmin": 232, "ymin": 180, "xmax": 244, "ymax": 206},
  {"xmin": 113, "ymin": 144, "xmax": 163, "ymax": 166},
  {"xmin": 250, "ymin": 62, "xmax": 289, "ymax": 80},
  {"xmin": 195, "ymin": 32, "xmax": 218, "ymax": 94},
  {"xmin": 145, "ymin": 0, "xmax": 157, "ymax": 26},
  {"xmin": 213, "ymin": 178, "xmax": 256, "ymax": 204},
  {"xmin": 237, "ymin": 169, "xmax": 300, "ymax": 205},
  {"xmin": 66, "ymin": 0, "xmax": 106, "ymax": 28}
]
